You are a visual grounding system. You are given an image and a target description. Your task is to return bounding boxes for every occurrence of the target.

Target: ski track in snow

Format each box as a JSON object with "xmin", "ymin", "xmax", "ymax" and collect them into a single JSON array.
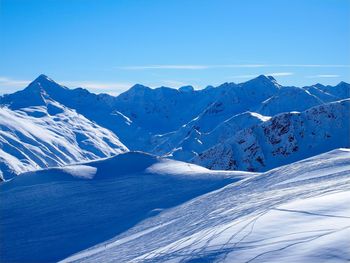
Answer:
[{"xmin": 62, "ymin": 149, "xmax": 350, "ymax": 263}]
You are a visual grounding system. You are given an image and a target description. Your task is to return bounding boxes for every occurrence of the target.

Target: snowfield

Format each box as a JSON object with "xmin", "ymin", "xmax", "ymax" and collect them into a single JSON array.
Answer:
[
  {"xmin": 1, "ymin": 149, "xmax": 349, "ymax": 262},
  {"xmin": 61, "ymin": 149, "xmax": 350, "ymax": 263},
  {"xmin": 0, "ymin": 152, "xmax": 248, "ymax": 262}
]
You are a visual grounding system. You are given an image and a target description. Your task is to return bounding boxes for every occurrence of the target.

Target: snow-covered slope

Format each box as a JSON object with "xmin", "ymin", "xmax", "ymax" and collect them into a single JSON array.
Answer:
[
  {"xmin": 113, "ymin": 84, "xmax": 219, "ymax": 134},
  {"xmin": 0, "ymin": 152, "xmax": 248, "ymax": 262},
  {"xmin": 256, "ymin": 86, "xmax": 324, "ymax": 116},
  {"xmin": 0, "ymin": 100, "xmax": 127, "ymax": 180},
  {"xmin": 151, "ymin": 111, "xmax": 269, "ymax": 161},
  {"xmin": 62, "ymin": 148, "xmax": 350, "ymax": 263},
  {"xmin": 306, "ymin": 82, "xmax": 350, "ymax": 102},
  {"xmin": 194, "ymin": 99, "xmax": 350, "ymax": 171},
  {"xmin": 182, "ymin": 76, "xmax": 279, "ymax": 134}
]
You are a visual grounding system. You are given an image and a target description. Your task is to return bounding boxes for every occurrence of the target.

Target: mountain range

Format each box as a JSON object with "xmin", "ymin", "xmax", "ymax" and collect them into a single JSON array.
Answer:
[{"xmin": 0, "ymin": 74, "xmax": 349, "ymax": 179}]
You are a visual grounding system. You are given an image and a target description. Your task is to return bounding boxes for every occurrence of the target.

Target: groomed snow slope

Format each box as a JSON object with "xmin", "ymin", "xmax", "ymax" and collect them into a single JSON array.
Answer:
[
  {"xmin": 0, "ymin": 101, "xmax": 127, "ymax": 180},
  {"xmin": 63, "ymin": 148, "xmax": 350, "ymax": 263},
  {"xmin": 0, "ymin": 152, "xmax": 249, "ymax": 262}
]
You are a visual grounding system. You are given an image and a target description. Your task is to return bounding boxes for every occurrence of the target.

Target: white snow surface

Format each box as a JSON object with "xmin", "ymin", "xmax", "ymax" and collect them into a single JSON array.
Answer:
[
  {"xmin": 61, "ymin": 148, "xmax": 350, "ymax": 263},
  {"xmin": 0, "ymin": 151, "xmax": 248, "ymax": 262}
]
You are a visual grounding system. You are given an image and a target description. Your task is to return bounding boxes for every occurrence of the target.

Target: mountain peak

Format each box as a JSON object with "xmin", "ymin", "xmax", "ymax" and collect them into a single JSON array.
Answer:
[
  {"xmin": 35, "ymin": 74, "xmax": 50, "ymax": 80},
  {"xmin": 336, "ymin": 81, "xmax": 349, "ymax": 87},
  {"xmin": 267, "ymin": 75, "xmax": 276, "ymax": 81},
  {"xmin": 313, "ymin": 83, "xmax": 326, "ymax": 88},
  {"xmin": 130, "ymin": 84, "xmax": 151, "ymax": 91},
  {"xmin": 26, "ymin": 74, "xmax": 67, "ymax": 93},
  {"xmin": 244, "ymin": 74, "xmax": 280, "ymax": 88},
  {"xmin": 117, "ymin": 84, "xmax": 151, "ymax": 99},
  {"xmin": 252, "ymin": 74, "xmax": 275, "ymax": 82},
  {"xmin": 179, "ymin": 85, "xmax": 194, "ymax": 93},
  {"xmin": 31, "ymin": 74, "xmax": 55, "ymax": 85}
]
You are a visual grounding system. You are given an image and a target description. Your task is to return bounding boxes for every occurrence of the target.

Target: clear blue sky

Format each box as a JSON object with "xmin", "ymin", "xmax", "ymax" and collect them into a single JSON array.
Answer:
[{"xmin": 1, "ymin": 0, "xmax": 349, "ymax": 95}]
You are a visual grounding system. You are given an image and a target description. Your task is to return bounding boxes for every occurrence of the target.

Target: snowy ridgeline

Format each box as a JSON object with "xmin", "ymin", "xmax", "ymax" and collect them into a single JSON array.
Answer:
[
  {"xmin": 1, "ymin": 149, "xmax": 349, "ymax": 262},
  {"xmin": 0, "ymin": 74, "xmax": 349, "ymax": 179}
]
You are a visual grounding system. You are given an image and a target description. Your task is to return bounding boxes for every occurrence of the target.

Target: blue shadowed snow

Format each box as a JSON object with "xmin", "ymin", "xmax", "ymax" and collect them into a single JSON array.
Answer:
[{"xmin": 0, "ymin": 152, "xmax": 249, "ymax": 262}]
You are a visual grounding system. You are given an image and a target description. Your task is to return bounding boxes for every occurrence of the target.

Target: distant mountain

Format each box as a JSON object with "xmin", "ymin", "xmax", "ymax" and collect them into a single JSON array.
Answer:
[
  {"xmin": 256, "ymin": 86, "xmax": 324, "ymax": 116},
  {"xmin": 194, "ymin": 99, "xmax": 350, "ymax": 171},
  {"xmin": 0, "ymin": 99, "xmax": 127, "ymax": 180},
  {"xmin": 113, "ymin": 83, "xmax": 222, "ymax": 134},
  {"xmin": 181, "ymin": 75, "xmax": 280, "ymax": 133},
  {"xmin": 0, "ymin": 75, "xmax": 150, "ymax": 150},
  {"xmin": 150, "ymin": 111, "xmax": 269, "ymax": 161},
  {"xmin": 306, "ymin": 81, "xmax": 350, "ymax": 101},
  {"xmin": 1, "ymin": 74, "xmax": 349, "ymax": 175},
  {"xmin": 147, "ymin": 77, "xmax": 349, "ymax": 161}
]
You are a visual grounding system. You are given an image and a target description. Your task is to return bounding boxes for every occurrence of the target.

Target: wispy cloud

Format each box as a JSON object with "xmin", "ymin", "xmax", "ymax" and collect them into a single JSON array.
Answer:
[
  {"xmin": 279, "ymin": 64, "xmax": 350, "ymax": 68},
  {"xmin": 0, "ymin": 76, "xmax": 30, "ymax": 87},
  {"xmin": 228, "ymin": 74, "xmax": 259, "ymax": 79},
  {"xmin": 227, "ymin": 72, "xmax": 293, "ymax": 80},
  {"xmin": 306, "ymin": 74, "xmax": 340, "ymax": 78},
  {"xmin": 119, "ymin": 65, "xmax": 210, "ymax": 70},
  {"xmin": 0, "ymin": 76, "xmax": 133, "ymax": 96},
  {"xmin": 117, "ymin": 64, "xmax": 267, "ymax": 70},
  {"xmin": 59, "ymin": 80, "xmax": 135, "ymax": 95},
  {"xmin": 0, "ymin": 77, "xmax": 31, "ymax": 95},
  {"xmin": 117, "ymin": 64, "xmax": 350, "ymax": 70},
  {"xmin": 61, "ymin": 81, "xmax": 132, "ymax": 91},
  {"xmin": 266, "ymin": 72, "xmax": 294, "ymax": 77}
]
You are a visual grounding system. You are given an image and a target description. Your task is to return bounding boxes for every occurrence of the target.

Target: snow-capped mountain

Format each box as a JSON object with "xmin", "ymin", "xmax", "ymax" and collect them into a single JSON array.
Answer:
[
  {"xmin": 256, "ymin": 86, "xmax": 324, "ymax": 116},
  {"xmin": 0, "ymin": 99, "xmax": 127, "ymax": 180},
  {"xmin": 146, "ymin": 77, "xmax": 349, "ymax": 162},
  {"xmin": 194, "ymin": 99, "xmax": 350, "ymax": 171},
  {"xmin": 1, "ymin": 74, "xmax": 349, "ymax": 177},
  {"xmin": 0, "ymin": 74, "xmax": 148, "ymax": 150},
  {"xmin": 306, "ymin": 81, "xmax": 350, "ymax": 101},
  {"xmin": 0, "ymin": 151, "xmax": 247, "ymax": 262},
  {"xmin": 150, "ymin": 111, "xmax": 270, "ymax": 161}
]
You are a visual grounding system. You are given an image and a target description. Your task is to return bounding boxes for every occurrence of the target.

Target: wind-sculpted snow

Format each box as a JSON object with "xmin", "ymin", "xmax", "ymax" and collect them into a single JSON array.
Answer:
[
  {"xmin": 0, "ymin": 100, "xmax": 127, "ymax": 180},
  {"xmin": 194, "ymin": 99, "xmax": 350, "ymax": 171},
  {"xmin": 0, "ymin": 152, "xmax": 248, "ymax": 262},
  {"xmin": 62, "ymin": 149, "xmax": 350, "ymax": 263}
]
